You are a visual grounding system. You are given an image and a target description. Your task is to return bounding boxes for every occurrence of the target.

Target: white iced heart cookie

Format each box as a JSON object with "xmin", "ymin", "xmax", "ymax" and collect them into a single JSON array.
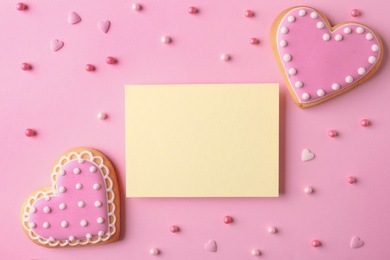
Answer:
[{"xmin": 21, "ymin": 147, "xmax": 120, "ymax": 247}]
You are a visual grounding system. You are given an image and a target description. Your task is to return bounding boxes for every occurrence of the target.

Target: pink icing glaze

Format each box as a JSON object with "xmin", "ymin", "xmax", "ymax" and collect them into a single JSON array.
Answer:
[
  {"xmin": 29, "ymin": 160, "xmax": 108, "ymax": 240},
  {"xmin": 276, "ymin": 7, "xmax": 381, "ymax": 104}
]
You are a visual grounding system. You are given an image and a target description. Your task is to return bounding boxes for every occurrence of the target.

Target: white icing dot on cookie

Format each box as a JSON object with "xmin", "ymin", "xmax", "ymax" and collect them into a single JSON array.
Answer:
[
  {"xmin": 366, "ymin": 33, "xmax": 374, "ymax": 40},
  {"xmin": 78, "ymin": 201, "xmax": 85, "ymax": 208},
  {"xmin": 75, "ymin": 183, "xmax": 83, "ymax": 190},
  {"xmin": 98, "ymin": 231, "xmax": 105, "ymax": 237},
  {"xmin": 283, "ymin": 54, "xmax": 292, "ymax": 62},
  {"xmin": 97, "ymin": 217, "xmax": 105, "ymax": 224},
  {"xmin": 287, "ymin": 15, "xmax": 295, "ymax": 23},
  {"xmin": 310, "ymin": 12, "xmax": 318, "ymax": 18},
  {"xmin": 332, "ymin": 83, "xmax": 340, "ymax": 90},
  {"xmin": 89, "ymin": 166, "xmax": 97, "ymax": 173},
  {"xmin": 295, "ymin": 81, "xmax": 303, "ymax": 88},
  {"xmin": 59, "ymin": 203, "xmax": 67, "ymax": 210},
  {"xmin": 69, "ymin": 235, "xmax": 75, "ymax": 241},
  {"xmin": 49, "ymin": 237, "xmax": 55, "ymax": 242},
  {"xmin": 344, "ymin": 27, "xmax": 352, "ymax": 34},
  {"xmin": 29, "ymin": 222, "xmax": 36, "ymax": 228},
  {"xmin": 316, "ymin": 22, "xmax": 324, "ymax": 29},
  {"xmin": 59, "ymin": 169, "xmax": 66, "ymax": 176},
  {"xmin": 345, "ymin": 76, "xmax": 354, "ymax": 83},
  {"xmin": 81, "ymin": 220, "xmax": 88, "ymax": 227},
  {"xmin": 372, "ymin": 44, "xmax": 379, "ymax": 52},
  {"xmin": 299, "ymin": 9, "xmax": 306, "ymax": 16},
  {"xmin": 73, "ymin": 168, "xmax": 81, "ymax": 174},
  {"xmin": 58, "ymin": 186, "xmax": 66, "ymax": 193},
  {"xmin": 335, "ymin": 34, "xmax": 343, "ymax": 41},
  {"xmin": 368, "ymin": 56, "xmax": 377, "ymax": 64},
  {"xmin": 302, "ymin": 93, "xmax": 310, "ymax": 100},
  {"xmin": 288, "ymin": 68, "xmax": 297, "ymax": 75},
  {"xmin": 43, "ymin": 206, "xmax": 51, "ymax": 214},
  {"xmin": 280, "ymin": 26, "xmax": 289, "ymax": 34},
  {"xmin": 323, "ymin": 33, "xmax": 331, "ymax": 41},
  {"xmin": 78, "ymin": 159, "xmax": 85, "ymax": 164},
  {"xmin": 317, "ymin": 89, "xmax": 325, "ymax": 97},
  {"xmin": 279, "ymin": 40, "xmax": 287, "ymax": 47},
  {"xmin": 95, "ymin": 201, "xmax": 102, "ymax": 207},
  {"xmin": 356, "ymin": 27, "xmax": 364, "ymax": 34},
  {"xmin": 43, "ymin": 222, "xmax": 50, "ymax": 229},
  {"xmin": 30, "ymin": 206, "xmax": 37, "ymax": 213},
  {"xmin": 93, "ymin": 183, "xmax": 101, "ymax": 190},
  {"xmin": 44, "ymin": 196, "xmax": 51, "ymax": 201},
  {"xmin": 61, "ymin": 220, "xmax": 69, "ymax": 228},
  {"xmin": 358, "ymin": 67, "xmax": 366, "ymax": 75},
  {"xmin": 86, "ymin": 233, "xmax": 92, "ymax": 239}
]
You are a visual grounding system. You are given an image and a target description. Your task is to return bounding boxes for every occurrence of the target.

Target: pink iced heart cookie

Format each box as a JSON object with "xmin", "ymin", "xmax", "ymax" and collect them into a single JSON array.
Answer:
[
  {"xmin": 21, "ymin": 148, "xmax": 120, "ymax": 247},
  {"xmin": 271, "ymin": 6, "xmax": 383, "ymax": 108},
  {"xmin": 68, "ymin": 11, "xmax": 81, "ymax": 24},
  {"xmin": 351, "ymin": 236, "xmax": 364, "ymax": 249},
  {"xmin": 97, "ymin": 20, "xmax": 111, "ymax": 33}
]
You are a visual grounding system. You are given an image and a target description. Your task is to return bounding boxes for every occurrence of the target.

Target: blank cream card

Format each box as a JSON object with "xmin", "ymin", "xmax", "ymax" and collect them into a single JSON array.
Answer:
[{"xmin": 125, "ymin": 84, "xmax": 279, "ymax": 197}]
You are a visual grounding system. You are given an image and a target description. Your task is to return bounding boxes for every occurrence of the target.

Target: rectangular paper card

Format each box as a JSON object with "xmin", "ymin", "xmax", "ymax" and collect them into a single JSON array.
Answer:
[{"xmin": 125, "ymin": 84, "xmax": 279, "ymax": 197}]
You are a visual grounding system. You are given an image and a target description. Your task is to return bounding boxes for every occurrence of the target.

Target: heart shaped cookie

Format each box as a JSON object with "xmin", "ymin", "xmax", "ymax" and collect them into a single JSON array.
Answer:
[
  {"xmin": 271, "ymin": 6, "xmax": 383, "ymax": 108},
  {"xmin": 21, "ymin": 148, "xmax": 120, "ymax": 247}
]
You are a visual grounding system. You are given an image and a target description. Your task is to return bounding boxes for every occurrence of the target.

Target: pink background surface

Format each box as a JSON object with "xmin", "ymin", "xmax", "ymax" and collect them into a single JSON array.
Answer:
[{"xmin": 1, "ymin": 0, "xmax": 390, "ymax": 259}]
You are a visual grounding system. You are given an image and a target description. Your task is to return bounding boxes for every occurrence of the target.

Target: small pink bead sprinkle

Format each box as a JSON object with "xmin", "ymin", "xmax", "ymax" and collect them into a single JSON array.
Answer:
[
  {"xmin": 188, "ymin": 6, "xmax": 197, "ymax": 14},
  {"xmin": 250, "ymin": 38, "xmax": 259, "ymax": 45},
  {"xmin": 328, "ymin": 130, "xmax": 337, "ymax": 137},
  {"xmin": 223, "ymin": 216, "xmax": 233, "ymax": 224},
  {"xmin": 220, "ymin": 54, "xmax": 230, "ymax": 61},
  {"xmin": 85, "ymin": 64, "xmax": 95, "ymax": 71},
  {"xmin": 21, "ymin": 62, "xmax": 30, "ymax": 71},
  {"xmin": 161, "ymin": 36, "xmax": 171, "ymax": 44},
  {"xmin": 347, "ymin": 176, "xmax": 356, "ymax": 184},
  {"xmin": 311, "ymin": 240, "xmax": 321, "ymax": 247},
  {"xmin": 25, "ymin": 128, "xmax": 35, "ymax": 137},
  {"xmin": 131, "ymin": 3, "xmax": 141, "ymax": 11},
  {"xmin": 245, "ymin": 10, "xmax": 254, "ymax": 18},
  {"xmin": 360, "ymin": 119, "xmax": 370, "ymax": 127},
  {"xmin": 106, "ymin": 56, "xmax": 116, "ymax": 64},
  {"xmin": 350, "ymin": 9, "xmax": 360, "ymax": 17},
  {"xmin": 170, "ymin": 225, "xmax": 179, "ymax": 233},
  {"xmin": 16, "ymin": 2, "xmax": 26, "ymax": 11}
]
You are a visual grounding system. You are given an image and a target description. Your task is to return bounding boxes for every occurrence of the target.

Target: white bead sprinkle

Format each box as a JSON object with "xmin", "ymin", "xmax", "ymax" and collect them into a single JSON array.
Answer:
[
  {"xmin": 59, "ymin": 169, "xmax": 66, "ymax": 176},
  {"xmin": 95, "ymin": 201, "xmax": 102, "ymax": 207},
  {"xmin": 58, "ymin": 186, "xmax": 66, "ymax": 193},
  {"xmin": 279, "ymin": 40, "xmax": 287, "ymax": 47},
  {"xmin": 295, "ymin": 81, "xmax": 303, "ymax": 88},
  {"xmin": 93, "ymin": 183, "xmax": 101, "ymax": 190},
  {"xmin": 302, "ymin": 93, "xmax": 310, "ymax": 100},
  {"xmin": 280, "ymin": 26, "xmax": 289, "ymax": 34},
  {"xmin": 368, "ymin": 56, "xmax": 377, "ymax": 64},
  {"xmin": 69, "ymin": 235, "xmax": 75, "ymax": 241},
  {"xmin": 332, "ymin": 83, "xmax": 340, "ymax": 91},
  {"xmin": 310, "ymin": 12, "xmax": 318, "ymax": 18},
  {"xmin": 43, "ymin": 222, "xmax": 50, "ymax": 229},
  {"xmin": 59, "ymin": 203, "xmax": 67, "ymax": 210},
  {"xmin": 316, "ymin": 22, "xmax": 324, "ymax": 29},
  {"xmin": 98, "ymin": 231, "xmax": 105, "ymax": 237},
  {"xmin": 97, "ymin": 217, "xmax": 105, "ymax": 224},
  {"xmin": 73, "ymin": 168, "xmax": 81, "ymax": 174},
  {"xmin": 358, "ymin": 67, "xmax": 366, "ymax": 75},
  {"xmin": 29, "ymin": 222, "xmax": 36, "ymax": 228},
  {"xmin": 75, "ymin": 183, "xmax": 83, "ymax": 190},
  {"xmin": 298, "ymin": 9, "xmax": 306, "ymax": 16},
  {"xmin": 366, "ymin": 33, "xmax": 373, "ymax": 40},
  {"xmin": 317, "ymin": 89, "xmax": 325, "ymax": 97},
  {"xmin": 43, "ymin": 206, "xmax": 51, "ymax": 214},
  {"xmin": 371, "ymin": 44, "xmax": 379, "ymax": 52},
  {"xmin": 283, "ymin": 54, "xmax": 292, "ymax": 62},
  {"xmin": 80, "ymin": 220, "xmax": 88, "ymax": 227},
  {"xmin": 345, "ymin": 76, "xmax": 354, "ymax": 83},
  {"xmin": 78, "ymin": 201, "xmax": 85, "ymax": 208},
  {"xmin": 89, "ymin": 166, "xmax": 97, "ymax": 173},
  {"xmin": 343, "ymin": 27, "xmax": 351, "ymax": 34},
  {"xmin": 287, "ymin": 15, "xmax": 295, "ymax": 22},
  {"xmin": 323, "ymin": 33, "xmax": 330, "ymax": 41},
  {"xmin": 288, "ymin": 68, "xmax": 297, "ymax": 75},
  {"xmin": 30, "ymin": 206, "xmax": 37, "ymax": 213},
  {"xmin": 61, "ymin": 220, "xmax": 69, "ymax": 228},
  {"xmin": 86, "ymin": 233, "xmax": 92, "ymax": 239},
  {"xmin": 356, "ymin": 27, "xmax": 364, "ymax": 34},
  {"xmin": 335, "ymin": 34, "xmax": 343, "ymax": 41}
]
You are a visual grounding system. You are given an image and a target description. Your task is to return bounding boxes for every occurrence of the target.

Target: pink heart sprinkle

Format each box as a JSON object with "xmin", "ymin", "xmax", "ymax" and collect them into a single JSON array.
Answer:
[
  {"xmin": 204, "ymin": 240, "xmax": 217, "ymax": 252},
  {"xmin": 51, "ymin": 39, "xmax": 64, "ymax": 52},
  {"xmin": 351, "ymin": 236, "xmax": 364, "ymax": 248},
  {"xmin": 68, "ymin": 12, "xmax": 81, "ymax": 24},
  {"xmin": 97, "ymin": 20, "xmax": 111, "ymax": 33},
  {"xmin": 274, "ymin": 7, "xmax": 382, "ymax": 107}
]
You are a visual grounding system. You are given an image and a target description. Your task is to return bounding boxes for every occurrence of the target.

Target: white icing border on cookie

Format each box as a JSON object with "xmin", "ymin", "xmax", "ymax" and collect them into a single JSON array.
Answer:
[{"xmin": 21, "ymin": 150, "xmax": 116, "ymax": 247}]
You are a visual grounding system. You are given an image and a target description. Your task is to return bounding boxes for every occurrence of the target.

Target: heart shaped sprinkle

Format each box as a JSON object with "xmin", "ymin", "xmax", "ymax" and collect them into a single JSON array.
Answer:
[
  {"xmin": 21, "ymin": 148, "xmax": 120, "ymax": 247},
  {"xmin": 68, "ymin": 12, "xmax": 82, "ymax": 24},
  {"xmin": 97, "ymin": 20, "xmax": 111, "ymax": 33},
  {"xmin": 51, "ymin": 39, "xmax": 64, "ymax": 52},
  {"xmin": 351, "ymin": 236, "xmax": 364, "ymax": 248},
  {"xmin": 204, "ymin": 239, "xmax": 217, "ymax": 252},
  {"xmin": 271, "ymin": 6, "xmax": 383, "ymax": 108},
  {"xmin": 302, "ymin": 149, "xmax": 315, "ymax": 161}
]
